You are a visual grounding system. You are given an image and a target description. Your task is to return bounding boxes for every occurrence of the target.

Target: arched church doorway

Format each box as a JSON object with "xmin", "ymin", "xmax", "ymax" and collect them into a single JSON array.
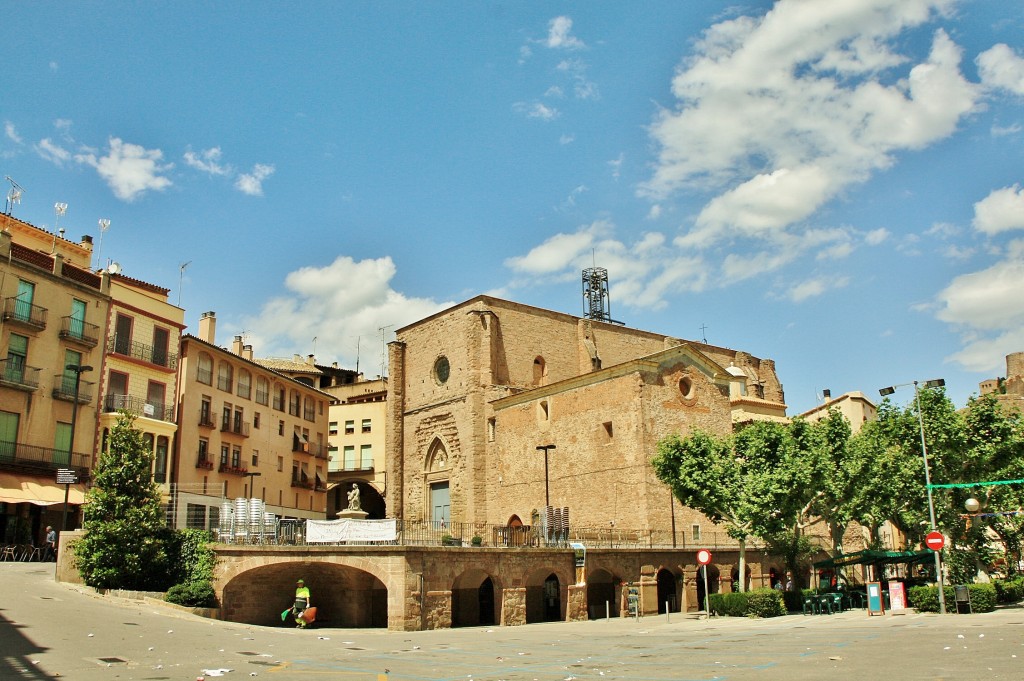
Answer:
[{"xmin": 656, "ymin": 568, "xmax": 678, "ymax": 613}]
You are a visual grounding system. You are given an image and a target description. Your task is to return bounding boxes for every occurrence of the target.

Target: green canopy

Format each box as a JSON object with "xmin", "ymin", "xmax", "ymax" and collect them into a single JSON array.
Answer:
[{"xmin": 813, "ymin": 549, "xmax": 933, "ymax": 570}]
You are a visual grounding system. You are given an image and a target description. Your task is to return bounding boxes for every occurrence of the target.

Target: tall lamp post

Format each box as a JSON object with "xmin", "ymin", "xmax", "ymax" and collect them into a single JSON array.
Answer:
[
  {"xmin": 243, "ymin": 471, "xmax": 262, "ymax": 498},
  {"xmin": 879, "ymin": 378, "xmax": 946, "ymax": 615},
  {"xmin": 63, "ymin": 363, "xmax": 93, "ymax": 533},
  {"xmin": 536, "ymin": 444, "xmax": 556, "ymax": 508}
]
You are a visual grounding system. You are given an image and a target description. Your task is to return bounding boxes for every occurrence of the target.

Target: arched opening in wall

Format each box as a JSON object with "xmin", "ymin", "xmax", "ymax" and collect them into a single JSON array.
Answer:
[
  {"xmin": 451, "ymin": 569, "xmax": 499, "ymax": 627},
  {"xmin": 532, "ymin": 356, "xmax": 547, "ymax": 386},
  {"xmin": 425, "ymin": 439, "xmax": 451, "ymax": 525},
  {"xmin": 333, "ymin": 480, "xmax": 386, "ymax": 519},
  {"xmin": 221, "ymin": 562, "xmax": 388, "ymax": 628},
  {"xmin": 586, "ymin": 568, "xmax": 619, "ymax": 619},
  {"xmin": 656, "ymin": 568, "xmax": 678, "ymax": 613},
  {"xmin": 694, "ymin": 565, "xmax": 720, "ymax": 613},
  {"xmin": 525, "ymin": 569, "xmax": 563, "ymax": 623},
  {"xmin": 730, "ymin": 566, "xmax": 752, "ymax": 592}
]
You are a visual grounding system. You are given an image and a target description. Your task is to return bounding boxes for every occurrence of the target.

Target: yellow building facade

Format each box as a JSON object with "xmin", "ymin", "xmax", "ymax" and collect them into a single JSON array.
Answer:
[
  {"xmin": 0, "ymin": 214, "xmax": 107, "ymax": 543},
  {"xmin": 173, "ymin": 312, "xmax": 330, "ymax": 528}
]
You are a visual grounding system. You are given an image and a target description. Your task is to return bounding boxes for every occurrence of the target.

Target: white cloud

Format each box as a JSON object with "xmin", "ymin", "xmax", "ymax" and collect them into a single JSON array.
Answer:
[
  {"xmin": 787, "ymin": 276, "xmax": 850, "ymax": 303},
  {"xmin": 234, "ymin": 163, "xmax": 274, "ymax": 196},
  {"xmin": 240, "ymin": 256, "xmax": 451, "ymax": 368},
  {"xmin": 935, "ymin": 240, "xmax": 1024, "ymax": 372},
  {"xmin": 505, "ymin": 223, "xmax": 605, "ymax": 275},
  {"xmin": 546, "ymin": 16, "xmax": 585, "ymax": 50},
  {"xmin": 35, "ymin": 138, "xmax": 72, "ymax": 166},
  {"xmin": 184, "ymin": 147, "xmax": 230, "ymax": 176},
  {"xmin": 864, "ymin": 228, "xmax": 890, "ymax": 245},
  {"xmin": 977, "ymin": 43, "xmax": 1024, "ymax": 95},
  {"xmin": 647, "ymin": 204, "xmax": 662, "ymax": 220},
  {"xmin": 643, "ymin": 1, "xmax": 977, "ymax": 252},
  {"xmin": 992, "ymin": 123, "xmax": 1022, "ymax": 137},
  {"xmin": 559, "ymin": 134, "xmax": 575, "ymax": 145},
  {"xmin": 972, "ymin": 185, "xmax": 1024, "ymax": 235},
  {"xmin": 608, "ymin": 154, "xmax": 623, "ymax": 180},
  {"xmin": 75, "ymin": 137, "xmax": 173, "ymax": 201},
  {"xmin": 514, "ymin": 101, "xmax": 560, "ymax": 121},
  {"xmin": 5, "ymin": 121, "xmax": 22, "ymax": 144}
]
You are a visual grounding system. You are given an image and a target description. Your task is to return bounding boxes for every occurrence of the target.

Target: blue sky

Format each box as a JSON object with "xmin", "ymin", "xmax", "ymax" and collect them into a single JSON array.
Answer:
[{"xmin": 2, "ymin": 1, "xmax": 1023, "ymax": 416}]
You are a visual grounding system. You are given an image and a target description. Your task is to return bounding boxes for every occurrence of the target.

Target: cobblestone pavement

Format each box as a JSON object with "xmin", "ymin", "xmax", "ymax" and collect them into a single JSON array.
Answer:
[{"xmin": 1, "ymin": 562, "xmax": 1022, "ymax": 680}]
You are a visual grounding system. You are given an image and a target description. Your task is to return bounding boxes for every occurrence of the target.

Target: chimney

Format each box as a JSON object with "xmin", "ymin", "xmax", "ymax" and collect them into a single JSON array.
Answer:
[
  {"xmin": 307, "ymin": 354, "xmax": 315, "ymax": 366},
  {"xmin": 198, "ymin": 311, "xmax": 216, "ymax": 344},
  {"xmin": 232, "ymin": 335, "xmax": 244, "ymax": 356},
  {"xmin": 293, "ymin": 354, "xmax": 302, "ymax": 363},
  {"xmin": 242, "ymin": 344, "xmax": 253, "ymax": 361}
]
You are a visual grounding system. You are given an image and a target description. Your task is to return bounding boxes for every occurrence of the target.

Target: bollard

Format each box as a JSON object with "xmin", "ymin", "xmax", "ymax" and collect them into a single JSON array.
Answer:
[
  {"xmin": 606, "ymin": 601, "xmax": 610, "ymax": 621},
  {"xmin": 665, "ymin": 601, "xmax": 670, "ymax": 623}
]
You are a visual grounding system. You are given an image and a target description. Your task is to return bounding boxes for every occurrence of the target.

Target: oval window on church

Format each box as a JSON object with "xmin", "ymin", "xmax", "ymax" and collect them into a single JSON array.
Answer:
[
  {"xmin": 434, "ymin": 356, "xmax": 450, "ymax": 384},
  {"xmin": 679, "ymin": 376, "xmax": 695, "ymax": 401}
]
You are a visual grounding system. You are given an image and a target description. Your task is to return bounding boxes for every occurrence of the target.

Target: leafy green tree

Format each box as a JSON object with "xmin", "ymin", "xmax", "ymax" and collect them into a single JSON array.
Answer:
[
  {"xmin": 75, "ymin": 411, "xmax": 169, "ymax": 589},
  {"xmin": 653, "ymin": 421, "xmax": 806, "ymax": 591}
]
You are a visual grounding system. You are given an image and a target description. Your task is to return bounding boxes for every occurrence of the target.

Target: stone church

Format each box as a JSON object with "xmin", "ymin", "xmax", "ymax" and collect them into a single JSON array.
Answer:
[{"xmin": 385, "ymin": 295, "xmax": 788, "ymax": 601}]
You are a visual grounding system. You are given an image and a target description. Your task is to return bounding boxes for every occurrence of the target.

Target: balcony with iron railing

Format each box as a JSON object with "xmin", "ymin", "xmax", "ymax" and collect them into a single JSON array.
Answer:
[
  {"xmin": 107, "ymin": 335, "xmax": 178, "ymax": 370},
  {"xmin": 59, "ymin": 316, "xmax": 100, "ymax": 347},
  {"xmin": 220, "ymin": 416, "xmax": 250, "ymax": 437},
  {"xmin": 218, "ymin": 462, "xmax": 249, "ymax": 476},
  {"xmin": 0, "ymin": 359, "xmax": 41, "ymax": 391},
  {"xmin": 195, "ymin": 454, "xmax": 214, "ymax": 470},
  {"xmin": 198, "ymin": 408, "xmax": 215, "ymax": 428},
  {"xmin": 290, "ymin": 476, "xmax": 315, "ymax": 489},
  {"xmin": 103, "ymin": 393, "xmax": 176, "ymax": 422},
  {"xmin": 0, "ymin": 440, "xmax": 90, "ymax": 474},
  {"xmin": 2, "ymin": 297, "xmax": 47, "ymax": 330},
  {"xmin": 51, "ymin": 374, "xmax": 95, "ymax": 403}
]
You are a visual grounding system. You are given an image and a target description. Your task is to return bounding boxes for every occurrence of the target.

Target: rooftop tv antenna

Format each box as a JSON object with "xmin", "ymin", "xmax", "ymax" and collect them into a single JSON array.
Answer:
[
  {"xmin": 700, "ymin": 324, "xmax": 709, "ymax": 344},
  {"xmin": 4, "ymin": 176, "xmax": 23, "ymax": 215},
  {"xmin": 94, "ymin": 219, "xmax": 111, "ymax": 270},
  {"xmin": 177, "ymin": 261, "xmax": 191, "ymax": 306},
  {"xmin": 52, "ymin": 202, "xmax": 67, "ymax": 252},
  {"xmin": 582, "ymin": 266, "xmax": 623, "ymax": 325},
  {"xmin": 378, "ymin": 325, "xmax": 394, "ymax": 378}
]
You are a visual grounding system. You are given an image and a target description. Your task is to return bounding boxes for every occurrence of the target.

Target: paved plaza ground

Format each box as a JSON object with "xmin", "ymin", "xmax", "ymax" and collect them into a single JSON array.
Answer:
[{"xmin": 1, "ymin": 561, "xmax": 1022, "ymax": 680}]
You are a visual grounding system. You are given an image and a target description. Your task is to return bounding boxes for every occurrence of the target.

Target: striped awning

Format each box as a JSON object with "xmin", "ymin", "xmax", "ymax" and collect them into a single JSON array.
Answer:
[{"xmin": 0, "ymin": 471, "xmax": 86, "ymax": 506}]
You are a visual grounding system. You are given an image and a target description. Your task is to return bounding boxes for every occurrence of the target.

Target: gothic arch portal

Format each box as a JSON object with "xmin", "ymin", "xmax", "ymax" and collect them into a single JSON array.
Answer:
[{"xmin": 424, "ymin": 437, "xmax": 451, "ymax": 524}]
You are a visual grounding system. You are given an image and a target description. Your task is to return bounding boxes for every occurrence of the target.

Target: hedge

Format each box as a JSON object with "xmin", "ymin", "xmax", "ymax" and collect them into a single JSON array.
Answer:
[
  {"xmin": 708, "ymin": 588, "xmax": 786, "ymax": 618},
  {"xmin": 908, "ymin": 583, "xmax": 996, "ymax": 613}
]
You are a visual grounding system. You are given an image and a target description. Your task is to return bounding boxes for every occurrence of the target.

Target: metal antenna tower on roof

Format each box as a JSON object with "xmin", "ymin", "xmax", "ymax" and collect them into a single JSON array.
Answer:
[
  {"xmin": 582, "ymin": 266, "xmax": 623, "ymax": 325},
  {"xmin": 4, "ymin": 176, "xmax": 24, "ymax": 215}
]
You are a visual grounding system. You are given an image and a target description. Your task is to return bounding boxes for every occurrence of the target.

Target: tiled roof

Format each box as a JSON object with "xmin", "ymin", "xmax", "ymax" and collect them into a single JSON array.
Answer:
[{"xmin": 253, "ymin": 357, "xmax": 323, "ymax": 374}]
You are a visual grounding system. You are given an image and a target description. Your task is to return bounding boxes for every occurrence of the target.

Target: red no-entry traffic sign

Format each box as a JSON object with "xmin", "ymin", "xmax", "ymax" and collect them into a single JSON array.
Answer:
[
  {"xmin": 696, "ymin": 549, "xmax": 712, "ymax": 565},
  {"xmin": 925, "ymin": 530, "xmax": 945, "ymax": 551}
]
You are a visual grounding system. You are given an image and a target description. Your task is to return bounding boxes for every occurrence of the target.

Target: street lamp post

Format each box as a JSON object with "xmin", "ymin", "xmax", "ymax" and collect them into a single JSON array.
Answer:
[
  {"xmin": 879, "ymin": 378, "xmax": 947, "ymax": 615},
  {"xmin": 536, "ymin": 445, "xmax": 556, "ymax": 508},
  {"xmin": 243, "ymin": 471, "xmax": 262, "ymax": 498},
  {"xmin": 63, "ymin": 363, "xmax": 93, "ymax": 533}
]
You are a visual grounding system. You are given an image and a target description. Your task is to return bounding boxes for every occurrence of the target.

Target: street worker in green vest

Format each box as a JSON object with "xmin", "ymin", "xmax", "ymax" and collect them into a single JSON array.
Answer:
[{"xmin": 292, "ymin": 579, "xmax": 312, "ymax": 628}]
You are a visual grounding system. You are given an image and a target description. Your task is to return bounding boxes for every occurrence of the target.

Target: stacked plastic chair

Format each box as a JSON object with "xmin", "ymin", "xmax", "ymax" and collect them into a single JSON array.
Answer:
[
  {"xmin": 217, "ymin": 500, "xmax": 234, "ymax": 542},
  {"xmin": 262, "ymin": 512, "xmax": 277, "ymax": 544},
  {"xmin": 233, "ymin": 497, "xmax": 249, "ymax": 544}
]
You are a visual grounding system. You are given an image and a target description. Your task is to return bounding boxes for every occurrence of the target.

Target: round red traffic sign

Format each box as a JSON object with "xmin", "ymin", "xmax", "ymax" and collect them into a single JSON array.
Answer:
[
  {"xmin": 696, "ymin": 549, "xmax": 712, "ymax": 565},
  {"xmin": 925, "ymin": 530, "xmax": 945, "ymax": 551}
]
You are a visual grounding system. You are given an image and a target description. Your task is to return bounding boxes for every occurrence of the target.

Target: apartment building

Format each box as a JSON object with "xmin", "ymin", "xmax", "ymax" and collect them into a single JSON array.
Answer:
[
  {"xmin": 97, "ymin": 272, "xmax": 185, "ymax": 499},
  {"xmin": 0, "ymin": 214, "xmax": 108, "ymax": 543},
  {"xmin": 172, "ymin": 312, "xmax": 329, "ymax": 529},
  {"xmin": 322, "ymin": 375, "xmax": 387, "ymax": 519}
]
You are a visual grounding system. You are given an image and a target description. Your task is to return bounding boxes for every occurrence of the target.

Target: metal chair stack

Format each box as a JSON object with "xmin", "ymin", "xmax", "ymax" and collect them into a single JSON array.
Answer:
[
  {"xmin": 217, "ymin": 500, "xmax": 234, "ymax": 542},
  {"xmin": 248, "ymin": 498, "xmax": 265, "ymax": 544},
  {"xmin": 233, "ymin": 497, "xmax": 249, "ymax": 544}
]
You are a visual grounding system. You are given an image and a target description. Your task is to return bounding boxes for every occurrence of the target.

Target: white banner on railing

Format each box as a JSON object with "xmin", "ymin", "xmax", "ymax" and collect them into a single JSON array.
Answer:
[{"xmin": 306, "ymin": 518, "xmax": 398, "ymax": 543}]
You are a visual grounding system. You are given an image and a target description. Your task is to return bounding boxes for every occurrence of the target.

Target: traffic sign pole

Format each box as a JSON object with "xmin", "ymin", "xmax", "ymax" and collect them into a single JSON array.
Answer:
[{"xmin": 697, "ymin": 549, "xmax": 712, "ymax": 619}]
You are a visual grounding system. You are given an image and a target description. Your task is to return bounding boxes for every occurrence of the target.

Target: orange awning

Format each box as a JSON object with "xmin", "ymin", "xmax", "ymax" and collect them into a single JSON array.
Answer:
[{"xmin": 0, "ymin": 471, "xmax": 87, "ymax": 506}]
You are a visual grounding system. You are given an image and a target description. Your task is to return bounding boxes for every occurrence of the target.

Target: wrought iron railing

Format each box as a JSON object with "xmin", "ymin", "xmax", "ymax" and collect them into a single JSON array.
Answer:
[
  {"xmin": 0, "ymin": 440, "xmax": 90, "ymax": 472},
  {"xmin": 59, "ymin": 316, "xmax": 100, "ymax": 346},
  {"xmin": 51, "ymin": 374, "xmax": 95, "ymax": 403},
  {"xmin": 103, "ymin": 393, "xmax": 175, "ymax": 422},
  {"xmin": 107, "ymin": 335, "xmax": 178, "ymax": 370},
  {"xmin": 2, "ymin": 297, "xmax": 47, "ymax": 329},
  {"xmin": 0, "ymin": 359, "xmax": 40, "ymax": 390}
]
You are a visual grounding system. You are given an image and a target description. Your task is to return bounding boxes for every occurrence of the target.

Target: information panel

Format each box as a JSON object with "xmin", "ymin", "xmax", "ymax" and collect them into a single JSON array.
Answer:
[{"xmin": 866, "ymin": 581, "xmax": 885, "ymax": 616}]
